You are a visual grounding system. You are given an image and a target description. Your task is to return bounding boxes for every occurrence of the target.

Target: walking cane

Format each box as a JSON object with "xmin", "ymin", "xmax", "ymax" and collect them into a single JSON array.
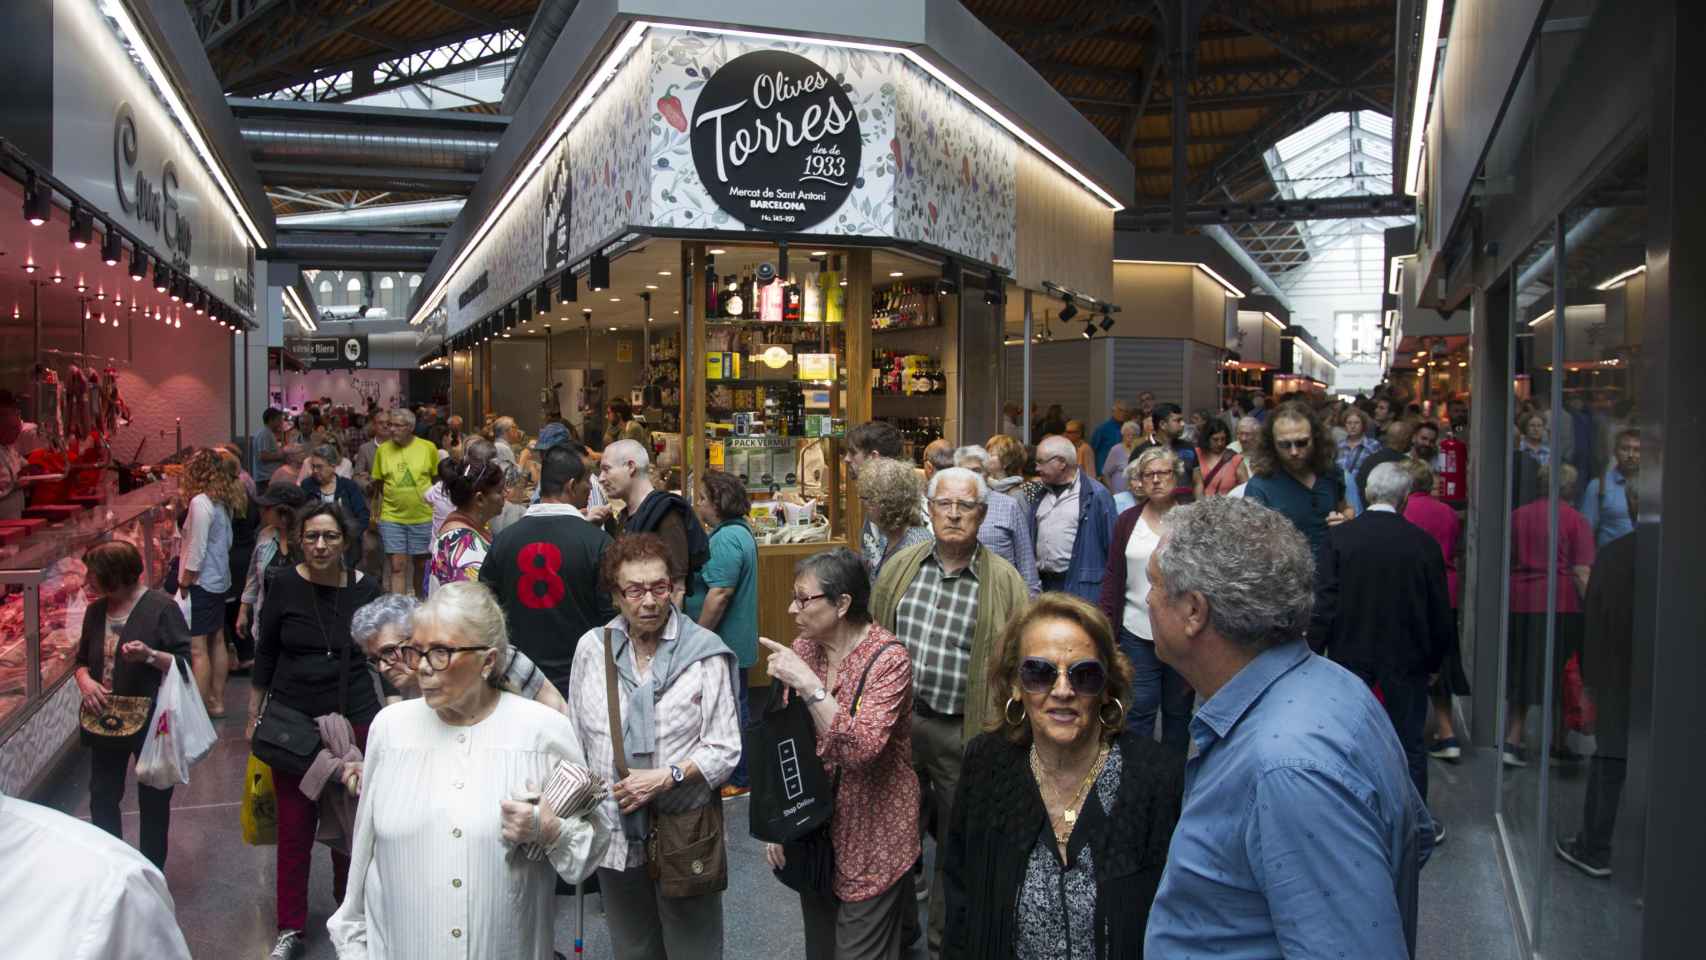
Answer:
[{"xmin": 576, "ymin": 884, "xmax": 586, "ymax": 956}]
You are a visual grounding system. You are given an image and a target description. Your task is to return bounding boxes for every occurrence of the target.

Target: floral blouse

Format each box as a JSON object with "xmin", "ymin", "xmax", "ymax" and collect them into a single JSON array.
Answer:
[
  {"xmin": 1016, "ymin": 742, "xmax": 1125, "ymax": 960},
  {"xmin": 427, "ymin": 525, "xmax": 487, "ymax": 592},
  {"xmin": 792, "ymin": 626, "xmax": 920, "ymax": 902}
]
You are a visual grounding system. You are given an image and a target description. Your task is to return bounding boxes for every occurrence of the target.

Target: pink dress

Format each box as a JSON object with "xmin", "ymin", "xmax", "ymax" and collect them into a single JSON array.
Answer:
[
  {"xmin": 1404, "ymin": 493, "xmax": 1461, "ymax": 607},
  {"xmin": 1509, "ymin": 500, "xmax": 1594, "ymax": 613}
]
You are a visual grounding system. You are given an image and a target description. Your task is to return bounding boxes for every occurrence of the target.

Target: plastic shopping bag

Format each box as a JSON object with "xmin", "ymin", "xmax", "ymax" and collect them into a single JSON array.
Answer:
[
  {"xmin": 174, "ymin": 590, "xmax": 193, "ymax": 627},
  {"xmin": 136, "ymin": 660, "xmax": 215, "ymax": 788},
  {"xmin": 241, "ymin": 754, "xmax": 278, "ymax": 846}
]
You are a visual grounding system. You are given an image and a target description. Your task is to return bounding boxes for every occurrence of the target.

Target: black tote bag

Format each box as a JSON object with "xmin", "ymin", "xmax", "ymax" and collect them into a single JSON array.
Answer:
[{"xmin": 746, "ymin": 679, "xmax": 834, "ymax": 843}]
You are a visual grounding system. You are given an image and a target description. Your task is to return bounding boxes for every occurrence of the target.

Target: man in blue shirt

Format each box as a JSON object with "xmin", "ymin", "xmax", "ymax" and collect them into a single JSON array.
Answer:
[
  {"xmin": 1088, "ymin": 400, "xmax": 1131, "ymax": 479},
  {"xmin": 1144, "ymin": 496, "xmax": 1433, "ymax": 959},
  {"xmin": 1581, "ymin": 429, "xmax": 1639, "ymax": 546},
  {"xmin": 1245, "ymin": 401, "xmax": 1352, "ymax": 566}
]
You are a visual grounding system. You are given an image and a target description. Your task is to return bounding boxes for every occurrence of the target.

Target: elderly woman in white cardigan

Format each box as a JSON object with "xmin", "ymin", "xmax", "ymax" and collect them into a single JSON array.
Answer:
[{"xmin": 328, "ymin": 580, "xmax": 612, "ymax": 959}]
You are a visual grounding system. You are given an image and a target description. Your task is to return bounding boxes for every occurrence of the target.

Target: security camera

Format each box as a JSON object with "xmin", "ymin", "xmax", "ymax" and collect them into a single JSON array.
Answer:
[{"xmin": 755, "ymin": 262, "xmax": 777, "ymax": 284}]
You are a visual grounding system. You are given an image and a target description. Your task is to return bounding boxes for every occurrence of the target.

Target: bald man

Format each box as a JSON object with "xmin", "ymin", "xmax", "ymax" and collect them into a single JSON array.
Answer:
[
  {"xmin": 1029, "ymin": 434, "xmax": 1117, "ymax": 601},
  {"xmin": 597, "ymin": 439, "xmax": 711, "ymax": 611}
]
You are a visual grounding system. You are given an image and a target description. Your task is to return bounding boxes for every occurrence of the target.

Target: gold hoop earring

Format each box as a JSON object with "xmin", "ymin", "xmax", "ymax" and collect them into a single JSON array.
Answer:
[
  {"xmin": 1004, "ymin": 697, "xmax": 1025, "ymax": 725},
  {"xmin": 1099, "ymin": 698, "xmax": 1124, "ymax": 727}
]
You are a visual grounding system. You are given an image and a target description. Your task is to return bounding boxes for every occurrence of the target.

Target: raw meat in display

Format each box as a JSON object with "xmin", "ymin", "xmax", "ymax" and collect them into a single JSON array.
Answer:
[
  {"xmin": 31, "ymin": 364, "xmax": 65, "ymax": 451},
  {"xmin": 101, "ymin": 366, "xmax": 130, "ymax": 430},
  {"xmin": 64, "ymin": 365, "xmax": 89, "ymax": 440}
]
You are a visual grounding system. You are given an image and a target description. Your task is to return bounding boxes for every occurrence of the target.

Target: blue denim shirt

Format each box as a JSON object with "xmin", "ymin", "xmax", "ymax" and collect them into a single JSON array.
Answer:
[
  {"xmin": 1581, "ymin": 466, "xmax": 1634, "ymax": 546},
  {"xmin": 1146, "ymin": 641, "xmax": 1434, "ymax": 960}
]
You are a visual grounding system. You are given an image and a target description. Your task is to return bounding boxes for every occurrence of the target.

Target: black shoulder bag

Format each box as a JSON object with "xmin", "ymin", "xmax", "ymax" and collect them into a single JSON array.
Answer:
[
  {"xmin": 251, "ymin": 571, "xmax": 353, "ymax": 778},
  {"xmin": 773, "ymin": 640, "xmax": 902, "ymax": 899}
]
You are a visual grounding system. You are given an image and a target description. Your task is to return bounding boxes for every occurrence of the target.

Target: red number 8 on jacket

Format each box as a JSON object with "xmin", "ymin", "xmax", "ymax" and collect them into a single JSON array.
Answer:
[{"xmin": 516, "ymin": 542, "xmax": 566, "ymax": 609}]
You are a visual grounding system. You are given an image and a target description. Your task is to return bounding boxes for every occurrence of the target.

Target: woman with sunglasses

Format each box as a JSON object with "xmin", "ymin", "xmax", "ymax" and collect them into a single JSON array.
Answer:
[
  {"xmin": 756, "ymin": 547, "xmax": 918, "ymax": 960},
  {"xmin": 564, "ymin": 533, "xmax": 740, "ymax": 960},
  {"xmin": 426, "ymin": 444, "xmax": 507, "ymax": 593},
  {"xmin": 1097, "ymin": 448, "xmax": 1193, "ymax": 755},
  {"xmin": 943, "ymin": 593, "xmax": 1183, "ymax": 960},
  {"xmin": 249, "ymin": 501, "xmax": 383, "ymax": 960}
]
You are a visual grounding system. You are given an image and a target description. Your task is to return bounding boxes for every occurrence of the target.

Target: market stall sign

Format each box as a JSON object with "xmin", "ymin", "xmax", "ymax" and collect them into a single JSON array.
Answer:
[
  {"xmin": 690, "ymin": 50, "xmax": 862, "ymax": 231},
  {"xmin": 286, "ymin": 336, "xmax": 369, "ymax": 370}
]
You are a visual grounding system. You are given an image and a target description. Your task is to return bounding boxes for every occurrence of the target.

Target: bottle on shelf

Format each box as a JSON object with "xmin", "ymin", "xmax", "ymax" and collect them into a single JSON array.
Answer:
[
  {"xmin": 823, "ymin": 256, "xmax": 844, "ymax": 324},
  {"xmin": 803, "ymin": 262, "xmax": 823, "ymax": 323}
]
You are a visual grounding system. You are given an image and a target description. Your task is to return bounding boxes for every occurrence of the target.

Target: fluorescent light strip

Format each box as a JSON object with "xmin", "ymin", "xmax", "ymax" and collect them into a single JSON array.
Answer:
[
  {"xmin": 1527, "ymin": 307, "xmax": 1555, "ymax": 328},
  {"xmin": 102, "ymin": 0, "xmax": 266, "ymax": 250},
  {"xmin": 1387, "ymin": 255, "xmax": 1409, "ymax": 295},
  {"xmin": 282, "ymin": 286, "xmax": 317, "ymax": 332},
  {"xmin": 1404, "ymin": 0, "xmax": 1445, "ymax": 196},
  {"xmin": 1261, "ymin": 311, "xmax": 1285, "ymax": 332},
  {"xmin": 1594, "ymin": 264, "xmax": 1646, "ymax": 291},
  {"xmin": 1114, "ymin": 259, "xmax": 1246, "ymax": 298},
  {"xmin": 413, "ymin": 19, "xmax": 1125, "ymax": 325}
]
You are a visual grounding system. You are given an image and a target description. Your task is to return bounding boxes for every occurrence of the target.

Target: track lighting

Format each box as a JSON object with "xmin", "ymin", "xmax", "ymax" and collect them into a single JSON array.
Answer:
[
  {"xmin": 983, "ymin": 283, "xmax": 1006, "ymax": 307},
  {"xmin": 69, "ymin": 204, "xmax": 93, "ymax": 249},
  {"xmin": 100, "ymin": 225, "xmax": 122, "ymax": 265},
  {"xmin": 130, "ymin": 248, "xmax": 148, "ymax": 281},
  {"xmin": 23, "ymin": 260, "xmax": 37, "ymax": 274},
  {"xmin": 535, "ymin": 284, "xmax": 550, "ymax": 317},
  {"xmin": 154, "ymin": 260, "xmax": 170, "ymax": 293},
  {"xmin": 1058, "ymin": 301, "xmax": 1078, "ymax": 324},
  {"xmin": 169, "ymin": 276, "xmax": 182, "ymax": 302},
  {"xmin": 588, "ymin": 252, "xmax": 610, "ymax": 291},
  {"xmin": 23, "ymin": 174, "xmax": 51, "ymax": 226},
  {"xmin": 519, "ymin": 296, "xmax": 533, "ymax": 323}
]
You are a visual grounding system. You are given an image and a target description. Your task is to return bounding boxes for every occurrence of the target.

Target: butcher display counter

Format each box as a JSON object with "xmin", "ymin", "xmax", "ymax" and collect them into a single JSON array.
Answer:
[{"xmin": 0, "ymin": 480, "xmax": 180, "ymax": 741}]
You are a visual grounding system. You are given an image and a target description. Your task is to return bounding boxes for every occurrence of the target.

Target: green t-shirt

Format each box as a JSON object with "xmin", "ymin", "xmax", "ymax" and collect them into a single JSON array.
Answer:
[
  {"xmin": 695, "ymin": 520, "xmax": 759, "ymax": 668},
  {"xmin": 372, "ymin": 436, "xmax": 439, "ymax": 525}
]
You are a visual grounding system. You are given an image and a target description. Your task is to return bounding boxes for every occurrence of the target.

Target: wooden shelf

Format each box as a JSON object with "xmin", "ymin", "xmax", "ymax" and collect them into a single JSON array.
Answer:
[
  {"xmin": 707, "ymin": 320, "xmax": 843, "ymax": 329},
  {"xmin": 871, "ymin": 322, "xmax": 943, "ymax": 335},
  {"xmin": 706, "ymin": 378, "xmax": 837, "ymax": 387}
]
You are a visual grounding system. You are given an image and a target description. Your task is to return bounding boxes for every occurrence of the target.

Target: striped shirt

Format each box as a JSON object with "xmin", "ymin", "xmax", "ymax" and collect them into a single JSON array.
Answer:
[
  {"xmin": 894, "ymin": 546, "xmax": 983, "ymax": 715},
  {"xmin": 977, "ymin": 490, "xmax": 1042, "ymax": 597}
]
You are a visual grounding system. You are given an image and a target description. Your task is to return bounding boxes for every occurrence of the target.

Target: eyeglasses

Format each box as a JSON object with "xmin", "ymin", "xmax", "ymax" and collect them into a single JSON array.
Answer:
[
  {"xmin": 928, "ymin": 497, "xmax": 980, "ymax": 515},
  {"xmin": 1275, "ymin": 438, "xmax": 1313, "ymax": 451},
  {"xmin": 1017, "ymin": 657, "xmax": 1108, "ymax": 697},
  {"xmin": 619, "ymin": 579, "xmax": 673, "ymax": 601},
  {"xmin": 370, "ymin": 644, "xmax": 405, "ymax": 666},
  {"xmin": 397, "ymin": 644, "xmax": 488, "ymax": 671},
  {"xmin": 1138, "ymin": 470, "xmax": 1174, "ymax": 482},
  {"xmin": 302, "ymin": 530, "xmax": 345, "ymax": 544},
  {"xmin": 789, "ymin": 592, "xmax": 828, "ymax": 609}
]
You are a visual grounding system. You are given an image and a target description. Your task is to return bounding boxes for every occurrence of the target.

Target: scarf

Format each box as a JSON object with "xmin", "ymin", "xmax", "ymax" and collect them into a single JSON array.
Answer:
[{"xmin": 607, "ymin": 609, "xmax": 734, "ymax": 841}]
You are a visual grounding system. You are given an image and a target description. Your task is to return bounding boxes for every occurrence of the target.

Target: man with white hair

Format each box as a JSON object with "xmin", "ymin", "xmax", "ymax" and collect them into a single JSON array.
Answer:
[
  {"xmin": 1029, "ymin": 433, "xmax": 1117, "ymax": 601},
  {"xmin": 954, "ymin": 445, "xmax": 1040, "ymax": 596},
  {"xmin": 1314, "ymin": 460, "xmax": 1454, "ymax": 834},
  {"xmin": 1228, "ymin": 415, "xmax": 1260, "ymax": 455},
  {"xmin": 597, "ymin": 438, "xmax": 709, "ymax": 611},
  {"xmin": 871, "ymin": 466, "xmax": 1029, "ymax": 958},
  {"xmin": 1145, "ymin": 496, "xmax": 1433, "ymax": 959},
  {"xmin": 490, "ymin": 416, "xmax": 522, "ymax": 467}
]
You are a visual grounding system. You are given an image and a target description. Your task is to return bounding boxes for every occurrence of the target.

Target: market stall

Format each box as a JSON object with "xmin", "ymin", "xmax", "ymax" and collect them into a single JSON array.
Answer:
[
  {"xmin": 411, "ymin": 3, "xmax": 1128, "ymax": 682},
  {"xmin": 0, "ymin": 0, "xmax": 269, "ymax": 795}
]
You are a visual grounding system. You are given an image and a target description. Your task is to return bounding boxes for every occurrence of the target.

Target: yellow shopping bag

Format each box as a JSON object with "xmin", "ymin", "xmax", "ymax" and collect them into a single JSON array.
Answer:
[{"xmin": 241, "ymin": 754, "xmax": 278, "ymax": 846}]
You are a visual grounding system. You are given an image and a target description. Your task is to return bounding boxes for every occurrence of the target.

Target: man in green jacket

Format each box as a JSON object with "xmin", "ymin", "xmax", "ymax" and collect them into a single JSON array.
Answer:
[{"xmin": 871, "ymin": 466, "xmax": 1029, "ymax": 959}]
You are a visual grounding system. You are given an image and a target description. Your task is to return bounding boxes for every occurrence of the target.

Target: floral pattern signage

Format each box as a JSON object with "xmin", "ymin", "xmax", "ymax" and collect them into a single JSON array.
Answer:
[
  {"xmin": 892, "ymin": 63, "xmax": 1017, "ymax": 270},
  {"xmin": 688, "ymin": 50, "xmax": 864, "ymax": 230}
]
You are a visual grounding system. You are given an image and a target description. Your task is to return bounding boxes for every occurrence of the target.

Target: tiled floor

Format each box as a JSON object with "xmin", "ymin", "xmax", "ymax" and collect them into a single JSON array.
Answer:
[{"xmin": 35, "ymin": 675, "xmax": 1526, "ymax": 959}]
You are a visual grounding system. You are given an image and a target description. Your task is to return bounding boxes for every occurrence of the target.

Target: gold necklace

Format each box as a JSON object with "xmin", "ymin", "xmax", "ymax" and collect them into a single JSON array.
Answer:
[{"xmin": 1030, "ymin": 742, "xmax": 1110, "ymax": 845}]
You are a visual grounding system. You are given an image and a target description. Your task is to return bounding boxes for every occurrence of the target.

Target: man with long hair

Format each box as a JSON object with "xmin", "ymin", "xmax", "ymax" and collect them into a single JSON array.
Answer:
[{"xmin": 1244, "ymin": 400, "xmax": 1351, "ymax": 566}]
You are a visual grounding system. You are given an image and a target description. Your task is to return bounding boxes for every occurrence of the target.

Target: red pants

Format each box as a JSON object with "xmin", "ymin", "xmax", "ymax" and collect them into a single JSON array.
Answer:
[{"xmin": 271, "ymin": 723, "xmax": 368, "ymax": 933}]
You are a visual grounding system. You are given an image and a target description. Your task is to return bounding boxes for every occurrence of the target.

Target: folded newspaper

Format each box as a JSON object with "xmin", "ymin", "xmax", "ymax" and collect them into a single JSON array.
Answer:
[{"xmin": 520, "ymin": 759, "xmax": 607, "ymax": 861}]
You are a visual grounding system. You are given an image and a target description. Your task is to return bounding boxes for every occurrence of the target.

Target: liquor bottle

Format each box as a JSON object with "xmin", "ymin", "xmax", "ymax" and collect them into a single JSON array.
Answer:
[
  {"xmin": 705, "ymin": 255, "xmax": 720, "ymax": 319},
  {"xmin": 802, "ymin": 263, "xmax": 822, "ymax": 323},
  {"xmin": 724, "ymin": 272, "xmax": 745, "ymax": 319},
  {"xmin": 760, "ymin": 274, "xmax": 784, "ymax": 323},
  {"xmin": 784, "ymin": 272, "xmax": 802, "ymax": 322},
  {"xmin": 823, "ymin": 256, "xmax": 844, "ymax": 324}
]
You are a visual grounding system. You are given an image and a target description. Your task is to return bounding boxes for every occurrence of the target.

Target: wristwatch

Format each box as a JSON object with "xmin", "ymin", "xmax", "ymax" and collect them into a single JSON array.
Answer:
[
  {"xmin": 669, "ymin": 764, "xmax": 684, "ymax": 784},
  {"xmin": 805, "ymin": 686, "xmax": 829, "ymax": 705}
]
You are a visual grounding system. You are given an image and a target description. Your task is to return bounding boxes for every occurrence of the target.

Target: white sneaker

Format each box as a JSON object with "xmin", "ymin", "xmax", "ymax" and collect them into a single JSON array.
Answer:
[{"xmin": 269, "ymin": 930, "xmax": 302, "ymax": 959}]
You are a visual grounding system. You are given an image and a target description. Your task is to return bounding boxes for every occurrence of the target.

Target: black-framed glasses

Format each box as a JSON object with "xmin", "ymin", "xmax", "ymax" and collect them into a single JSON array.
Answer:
[
  {"xmin": 619, "ymin": 579, "xmax": 673, "ymax": 601},
  {"xmin": 789, "ymin": 592, "xmax": 828, "ymax": 609},
  {"xmin": 397, "ymin": 644, "xmax": 488, "ymax": 671},
  {"xmin": 302, "ymin": 530, "xmax": 345, "ymax": 544},
  {"xmin": 1275, "ymin": 438, "xmax": 1313, "ymax": 451},
  {"xmin": 370, "ymin": 644, "xmax": 406, "ymax": 666},
  {"xmin": 1017, "ymin": 657, "xmax": 1108, "ymax": 697}
]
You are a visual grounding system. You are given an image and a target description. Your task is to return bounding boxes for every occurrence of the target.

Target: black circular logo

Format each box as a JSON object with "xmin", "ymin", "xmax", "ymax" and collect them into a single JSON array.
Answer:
[{"xmin": 690, "ymin": 50, "xmax": 862, "ymax": 232}]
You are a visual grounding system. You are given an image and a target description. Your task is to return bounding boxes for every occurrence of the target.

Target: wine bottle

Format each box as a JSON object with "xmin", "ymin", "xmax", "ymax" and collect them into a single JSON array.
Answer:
[{"xmin": 824, "ymin": 256, "xmax": 844, "ymax": 324}]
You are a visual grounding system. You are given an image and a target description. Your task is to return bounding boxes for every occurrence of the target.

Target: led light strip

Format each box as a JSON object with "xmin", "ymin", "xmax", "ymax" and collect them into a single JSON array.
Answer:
[
  {"xmin": 1404, "ymin": 0, "xmax": 1445, "ymax": 196},
  {"xmin": 101, "ymin": 0, "xmax": 267, "ymax": 250},
  {"xmin": 1388, "ymin": 254, "xmax": 1410, "ymax": 296},
  {"xmin": 1113, "ymin": 259, "xmax": 1247, "ymax": 298},
  {"xmin": 412, "ymin": 19, "xmax": 1126, "ymax": 326},
  {"xmin": 1261, "ymin": 311, "xmax": 1285, "ymax": 332},
  {"xmin": 1594, "ymin": 264, "xmax": 1646, "ymax": 291},
  {"xmin": 282, "ymin": 286, "xmax": 317, "ymax": 332},
  {"xmin": 1527, "ymin": 307, "xmax": 1554, "ymax": 328}
]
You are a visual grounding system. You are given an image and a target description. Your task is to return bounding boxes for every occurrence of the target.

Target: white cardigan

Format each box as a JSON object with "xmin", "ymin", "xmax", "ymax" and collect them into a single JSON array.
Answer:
[{"xmin": 328, "ymin": 694, "xmax": 612, "ymax": 959}]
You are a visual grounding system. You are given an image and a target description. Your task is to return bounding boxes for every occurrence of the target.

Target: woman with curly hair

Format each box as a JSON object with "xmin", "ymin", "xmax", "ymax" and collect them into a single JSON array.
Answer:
[
  {"xmin": 856, "ymin": 456, "xmax": 931, "ymax": 582},
  {"xmin": 178, "ymin": 447, "xmax": 247, "ymax": 715},
  {"xmin": 1243, "ymin": 400, "xmax": 1351, "ymax": 566}
]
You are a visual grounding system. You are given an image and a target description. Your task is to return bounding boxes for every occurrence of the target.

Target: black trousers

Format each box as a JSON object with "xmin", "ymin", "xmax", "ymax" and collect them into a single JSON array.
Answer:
[
  {"xmin": 89, "ymin": 746, "xmax": 173, "ymax": 871},
  {"xmin": 1381, "ymin": 677, "xmax": 1430, "ymax": 803},
  {"xmin": 1579, "ymin": 755, "xmax": 1627, "ymax": 860}
]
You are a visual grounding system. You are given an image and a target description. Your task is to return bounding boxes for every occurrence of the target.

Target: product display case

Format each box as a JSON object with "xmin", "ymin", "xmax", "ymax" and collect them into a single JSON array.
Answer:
[{"xmin": 0, "ymin": 481, "xmax": 179, "ymax": 738}]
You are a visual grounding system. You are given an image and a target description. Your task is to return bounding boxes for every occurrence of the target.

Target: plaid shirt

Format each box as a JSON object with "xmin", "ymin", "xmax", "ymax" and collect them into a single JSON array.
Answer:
[{"xmin": 893, "ymin": 545, "xmax": 983, "ymax": 715}]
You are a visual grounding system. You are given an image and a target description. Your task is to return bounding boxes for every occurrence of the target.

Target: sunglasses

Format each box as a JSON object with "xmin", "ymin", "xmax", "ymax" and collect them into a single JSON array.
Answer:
[
  {"xmin": 1275, "ymin": 438, "xmax": 1313, "ymax": 451},
  {"xmin": 1017, "ymin": 657, "xmax": 1108, "ymax": 697}
]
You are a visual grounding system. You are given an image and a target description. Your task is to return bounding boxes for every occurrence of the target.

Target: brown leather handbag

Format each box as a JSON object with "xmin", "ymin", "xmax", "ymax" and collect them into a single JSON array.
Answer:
[
  {"xmin": 80, "ymin": 695, "xmax": 152, "ymax": 740},
  {"xmin": 603, "ymin": 629, "xmax": 728, "ymax": 898}
]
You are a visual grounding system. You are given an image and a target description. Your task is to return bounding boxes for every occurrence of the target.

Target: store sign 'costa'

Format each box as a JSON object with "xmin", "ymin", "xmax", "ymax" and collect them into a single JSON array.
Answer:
[
  {"xmin": 690, "ymin": 50, "xmax": 862, "ymax": 231},
  {"xmin": 112, "ymin": 103, "xmax": 192, "ymax": 260}
]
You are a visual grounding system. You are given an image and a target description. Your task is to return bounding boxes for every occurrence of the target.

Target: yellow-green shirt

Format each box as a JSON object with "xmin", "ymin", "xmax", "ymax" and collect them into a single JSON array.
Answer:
[{"xmin": 372, "ymin": 436, "xmax": 438, "ymax": 525}]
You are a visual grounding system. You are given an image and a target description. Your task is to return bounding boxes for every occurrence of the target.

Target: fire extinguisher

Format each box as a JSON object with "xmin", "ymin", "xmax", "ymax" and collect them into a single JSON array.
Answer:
[{"xmin": 1438, "ymin": 435, "xmax": 1467, "ymax": 505}]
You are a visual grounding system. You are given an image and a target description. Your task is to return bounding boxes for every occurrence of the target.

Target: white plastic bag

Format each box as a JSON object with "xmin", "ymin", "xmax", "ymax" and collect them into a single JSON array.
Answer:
[
  {"xmin": 174, "ymin": 590, "xmax": 193, "ymax": 627},
  {"xmin": 136, "ymin": 659, "xmax": 216, "ymax": 788}
]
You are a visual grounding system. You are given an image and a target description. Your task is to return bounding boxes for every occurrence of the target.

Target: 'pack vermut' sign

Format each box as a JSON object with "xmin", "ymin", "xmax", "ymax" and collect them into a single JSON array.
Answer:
[{"xmin": 690, "ymin": 50, "xmax": 863, "ymax": 232}]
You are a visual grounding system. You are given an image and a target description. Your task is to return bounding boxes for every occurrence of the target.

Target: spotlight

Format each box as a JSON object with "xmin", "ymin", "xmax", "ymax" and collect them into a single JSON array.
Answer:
[
  {"xmin": 535, "ymin": 284, "xmax": 550, "ymax": 317},
  {"xmin": 588, "ymin": 251, "xmax": 610, "ymax": 291},
  {"xmin": 196, "ymin": 291, "xmax": 208, "ymax": 315},
  {"xmin": 130, "ymin": 248, "xmax": 147, "ymax": 281},
  {"xmin": 935, "ymin": 258, "xmax": 962, "ymax": 297},
  {"xmin": 1097, "ymin": 308, "xmax": 1115, "ymax": 333},
  {"xmin": 983, "ymin": 283, "xmax": 1006, "ymax": 307},
  {"xmin": 641, "ymin": 290, "xmax": 653, "ymax": 323},
  {"xmin": 75, "ymin": 279, "xmax": 87, "ymax": 293},
  {"xmin": 1058, "ymin": 301, "xmax": 1078, "ymax": 324},
  {"xmin": 505, "ymin": 303, "xmax": 518, "ymax": 327},
  {"xmin": 51, "ymin": 273, "xmax": 63, "ymax": 285},
  {"xmin": 519, "ymin": 296, "xmax": 533, "ymax": 323},
  {"xmin": 1081, "ymin": 322, "xmax": 1095, "ymax": 340},
  {"xmin": 100, "ymin": 225, "xmax": 122, "ymax": 266},
  {"xmin": 169, "ymin": 276, "xmax": 182, "ymax": 302},
  {"xmin": 23, "ymin": 260, "xmax": 37, "ymax": 274},
  {"xmin": 69, "ymin": 204, "xmax": 93, "ymax": 249},
  {"xmin": 153, "ymin": 260, "xmax": 169, "ymax": 293},
  {"xmin": 559, "ymin": 270, "xmax": 577, "ymax": 302},
  {"xmin": 23, "ymin": 174, "xmax": 50, "ymax": 226}
]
